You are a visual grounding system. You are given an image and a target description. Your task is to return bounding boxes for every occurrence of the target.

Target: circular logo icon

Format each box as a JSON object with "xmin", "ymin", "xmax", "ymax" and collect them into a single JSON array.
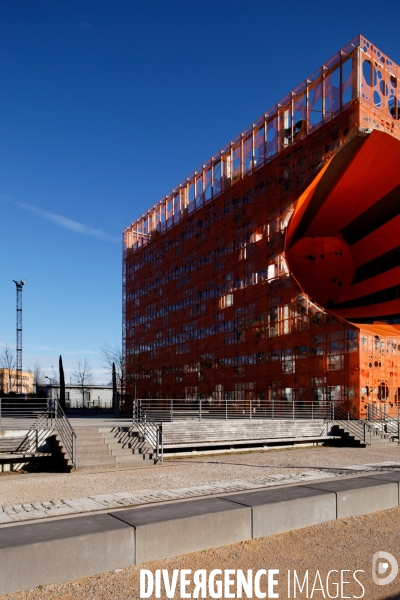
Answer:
[{"xmin": 372, "ymin": 552, "xmax": 398, "ymax": 586}]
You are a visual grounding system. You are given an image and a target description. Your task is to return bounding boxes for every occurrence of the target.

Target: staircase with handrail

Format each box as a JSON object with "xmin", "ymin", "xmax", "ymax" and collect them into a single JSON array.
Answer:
[
  {"xmin": 133, "ymin": 400, "xmax": 163, "ymax": 463},
  {"xmin": 325, "ymin": 403, "xmax": 399, "ymax": 447},
  {"xmin": 52, "ymin": 399, "xmax": 77, "ymax": 469}
]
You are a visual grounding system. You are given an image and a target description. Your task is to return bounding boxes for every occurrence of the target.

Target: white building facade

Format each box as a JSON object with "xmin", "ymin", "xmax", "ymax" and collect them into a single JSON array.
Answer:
[{"xmin": 41, "ymin": 384, "xmax": 113, "ymax": 409}]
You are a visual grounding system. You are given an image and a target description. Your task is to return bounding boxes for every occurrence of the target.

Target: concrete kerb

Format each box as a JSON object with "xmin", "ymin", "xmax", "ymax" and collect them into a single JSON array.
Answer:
[
  {"xmin": 302, "ymin": 477, "xmax": 399, "ymax": 518},
  {"xmin": 367, "ymin": 470, "xmax": 400, "ymax": 504},
  {"xmin": 0, "ymin": 513, "xmax": 135, "ymax": 595},
  {"xmin": 220, "ymin": 486, "xmax": 336, "ymax": 538},
  {"xmin": 110, "ymin": 497, "xmax": 252, "ymax": 564},
  {"xmin": 1, "ymin": 470, "xmax": 400, "ymax": 596}
]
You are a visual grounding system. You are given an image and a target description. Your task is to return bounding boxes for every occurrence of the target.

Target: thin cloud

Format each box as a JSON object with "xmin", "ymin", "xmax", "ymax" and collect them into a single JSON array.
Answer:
[
  {"xmin": 64, "ymin": 350, "xmax": 98, "ymax": 355},
  {"xmin": 31, "ymin": 346, "xmax": 56, "ymax": 352},
  {"xmin": 0, "ymin": 343, "xmax": 15, "ymax": 350},
  {"xmin": 29, "ymin": 346, "xmax": 98, "ymax": 355},
  {"xmin": 3, "ymin": 198, "xmax": 120, "ymax": 244}
]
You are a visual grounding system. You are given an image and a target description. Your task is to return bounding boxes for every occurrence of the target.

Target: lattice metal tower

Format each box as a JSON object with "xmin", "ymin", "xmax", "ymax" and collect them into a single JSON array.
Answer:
[{"xmin": 13, "ymin": 279, "xmax": 25, "ymax": 394}]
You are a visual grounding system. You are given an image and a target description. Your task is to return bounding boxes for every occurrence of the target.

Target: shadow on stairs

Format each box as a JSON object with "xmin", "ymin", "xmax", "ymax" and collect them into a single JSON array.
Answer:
[{"xmin": 54, "ymin": 426, "xmax": 157, "ymax": 472}]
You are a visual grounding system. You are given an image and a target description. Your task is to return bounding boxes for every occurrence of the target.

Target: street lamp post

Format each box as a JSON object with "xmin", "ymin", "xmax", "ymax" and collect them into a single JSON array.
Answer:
[
  {"xmin": 45, "ymin": 376, "xmax": 53, "ymax": 402},
  {"xmin": 44, "ymin": 376, "xmax": 54, "ymax": 421}
]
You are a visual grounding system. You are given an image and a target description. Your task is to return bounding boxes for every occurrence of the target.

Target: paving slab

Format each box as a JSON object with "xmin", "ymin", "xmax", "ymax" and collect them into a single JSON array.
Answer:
[
  {"xmin": 0, "ymin": 466, "xmax": 377, "ymax": 525},
  {"xmin": 110, "ymin": 496, "xmax": 251, "ymax": 564},
  {"xmin": 0, "ymin": 513, "xmax": 13, "ymax": 524},
  {"xmin": 341, "ymin": 462, "xmax": 400, "ymax": 470},
  {"xmin": 0, "ymin": 513, "xmax": 135, "ymax": 595},
  {"xmin": 220, "ymin": 485, "xmax": 336, "ymax": 538},
  {"xmin": 303, "ymin": 477, "xmax": 398, "ymax": 518},
  {"xmin": 0, "ymin": 464, "xmax": 394, "ymax": 529}
]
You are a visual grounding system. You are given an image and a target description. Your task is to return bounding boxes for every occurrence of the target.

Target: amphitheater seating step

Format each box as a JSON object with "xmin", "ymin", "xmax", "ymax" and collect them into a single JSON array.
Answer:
[{"xmin": 161, "ymin": 419, "xmax": 327, "ymax": 448}]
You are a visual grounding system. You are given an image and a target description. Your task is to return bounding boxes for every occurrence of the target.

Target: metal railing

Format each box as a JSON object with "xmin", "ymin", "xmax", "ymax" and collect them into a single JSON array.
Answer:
[
  {"xmin": 0, "ymin": 398, "xmax": 77, "ymax": 468},
  {"xmin": 137, "ymin": 398, "xmax": 330, "ymax": 423},
  {"xmin": 326, "ymin": 403, "xmax": 375, "ymax": 446},
  {"xmin": 53, "ymin": 399, "xmax": 77, "ymax": 469},
  {"xmin": 0, "ymin": 399, "xmax": 51, "ymax": 429},
  {"xmin": 365, "ymin": 403, "xmax": 400, "ymax": 444},
  {"xmin": 325, "ymin": 403, "xmax": 400, "ymax": 446},
  {"xmin": 133, "ymin": 400, "xmax": 163, "ymax": 462}
]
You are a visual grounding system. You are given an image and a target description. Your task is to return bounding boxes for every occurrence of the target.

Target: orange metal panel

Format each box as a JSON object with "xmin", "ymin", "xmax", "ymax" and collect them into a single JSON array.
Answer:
[
  {"xmin": 123, "ymin": 36, "xmax": 400, "ymax": 418},
  {"xmin": 286, "ymin": 130, "xmax": 400, "ymax": 323}
]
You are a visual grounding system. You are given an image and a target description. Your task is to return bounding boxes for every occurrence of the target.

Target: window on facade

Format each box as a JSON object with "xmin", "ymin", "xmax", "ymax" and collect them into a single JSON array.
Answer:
[
  {"xmin": 267, "ymin": 264, "xmax": 276, "ymax": 280},
  {"xmin": 220, "ymin": 294, "xmax": 233, "ymax": 308},
  {"xmin": 377, "ymin": 382, "xmax": 389, "ymax": 401}
]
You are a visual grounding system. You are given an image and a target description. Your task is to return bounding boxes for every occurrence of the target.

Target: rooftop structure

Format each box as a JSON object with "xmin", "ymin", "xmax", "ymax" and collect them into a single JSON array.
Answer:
[{"xmin": 123, "ymin": 35, "xmax": 400, "ymax": 417}]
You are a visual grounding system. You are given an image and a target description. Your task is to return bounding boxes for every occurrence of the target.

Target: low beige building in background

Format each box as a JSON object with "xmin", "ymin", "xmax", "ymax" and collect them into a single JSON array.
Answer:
[{"xmin": 0, "ymin": 369, "xmax": 34, "ymax": 395}]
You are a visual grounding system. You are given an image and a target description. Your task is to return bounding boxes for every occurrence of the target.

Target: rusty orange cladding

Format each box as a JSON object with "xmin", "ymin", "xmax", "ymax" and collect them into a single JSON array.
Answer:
[
  {"xmin": 124, "ymin": 35, "xmax": 400, "ymax": 418},
  {"xmin": 285, "ymin": 130, "xmax": 400, "ymax": 322}
]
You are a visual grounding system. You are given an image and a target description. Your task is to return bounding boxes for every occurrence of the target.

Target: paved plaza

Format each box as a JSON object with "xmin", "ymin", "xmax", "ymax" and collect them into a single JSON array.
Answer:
[
  {"xmin": 1, "ymin": 445, "xmax": 400, "ymax": 524},
  {"xmin": 2, "ymin": 448, "xmax": 400, "ymax": 598}
]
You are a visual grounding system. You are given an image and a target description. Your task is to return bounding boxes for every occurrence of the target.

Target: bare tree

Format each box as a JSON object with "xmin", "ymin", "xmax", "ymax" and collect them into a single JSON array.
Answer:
[
  {"xmin": 29, "ymin": 359, "xmax": 45, "ymax": 395},
  {"xmin": 72, "ymin": 358, "xmax": 94, "ymax": 407},
  {"xmin": 100, "ymin": 343, "xmax": 125, "ymax": 396},
  {"xmin": 0, "ymin": 345, "xmax": 16, "ymax": 394},
  {"xmin": 100, "ymin": 342, "xmax": 143, "ymax": 398}
]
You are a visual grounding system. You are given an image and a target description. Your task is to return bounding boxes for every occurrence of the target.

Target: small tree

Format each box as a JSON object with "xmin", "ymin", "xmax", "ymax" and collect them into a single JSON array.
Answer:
[
  {"xmin": 0, "ymin": 344, "xmax": 16, "ymax": 394},
  {"xmin": 59, "ymin": 355, "xmax": 66, "ymax": 411},
  {"xmin": 112, "ymin": 362, "xmax": 117, "ymax": 394},
  {"xmin": 72, "ymin": 358, "xmax": 94, "ymax": 408},
  {"xmin": 30, "ymin": 359, "xmax": 44, "ymax": 396},
  {"xmin": 100, "ymin": 343, "xmax": 125, "ymax": 396},
  {"xmin": 112, "ymin": 361, "xmax": 118, "ymax": 415},
  {"xmin": 101, "ymin": 342, "xmax": 143, "ymax": 399}
]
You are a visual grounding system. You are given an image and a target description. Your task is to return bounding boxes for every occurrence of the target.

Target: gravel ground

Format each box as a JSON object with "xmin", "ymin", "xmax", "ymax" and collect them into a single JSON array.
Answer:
[
  {"xmin": 2, "ymin": 445, "xmax": 400, "ymax": 506},
  {"xmin": 2, "ymin": 506, "xmax": 400, "ymax": 599}
]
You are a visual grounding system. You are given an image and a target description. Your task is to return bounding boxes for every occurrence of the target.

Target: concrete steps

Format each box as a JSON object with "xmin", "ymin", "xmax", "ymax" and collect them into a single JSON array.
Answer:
[
  {"xmin": 331, "ymin": 422, "xmax": 396, "ymax": 448},
  {"xmin": 54, "ymin": 425, "xmax": 157, "ymax": 472},
  {"xmin": 74, "ymin": 426, "xmax": 156, "ymax": 471}
]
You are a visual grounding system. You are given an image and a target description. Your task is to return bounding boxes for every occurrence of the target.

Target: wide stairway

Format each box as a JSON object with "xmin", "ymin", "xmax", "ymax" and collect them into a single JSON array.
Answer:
[{"xmin": 56, "ymin": 426, "xmax": 157, "ymax": 472}]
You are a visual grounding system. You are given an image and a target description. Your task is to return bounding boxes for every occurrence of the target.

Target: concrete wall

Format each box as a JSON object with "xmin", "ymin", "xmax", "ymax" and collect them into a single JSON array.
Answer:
[{"xmin": 38, "ymin": 385, "xmax": 113, "ymax": 409}]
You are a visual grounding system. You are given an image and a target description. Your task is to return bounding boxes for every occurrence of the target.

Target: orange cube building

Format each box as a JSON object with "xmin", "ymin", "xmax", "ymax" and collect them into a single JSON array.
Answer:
[{"xmin": 123, "ymin": 35, "xmax": 400, "ymax": 418}]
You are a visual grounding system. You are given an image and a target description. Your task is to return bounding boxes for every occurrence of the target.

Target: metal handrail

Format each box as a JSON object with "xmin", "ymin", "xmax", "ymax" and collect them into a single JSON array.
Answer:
[
  {"xmin": 53, "ymin": 399, "xmax": 77, "ymax": 469},
  {"xmin": 137, "ymin": 398, "xmax": 330, "ymax": 423},
  {"xmin": 0, "ymin": 399, "xmax": 51, "ymax": 429},
  {"xmin": 133, "ymin": 400, "xmax": 163, "ymax": 463},
  {"xmin": 365, "ymin": 403, "xmax": 400, "ymax": 443},
  {"xmin": 326, "ymin": 403, "xmax": 375, "ymax": 446},
  {"xmin": 0, "ymin": 397, "xmax": 77, "ymax": 468}
]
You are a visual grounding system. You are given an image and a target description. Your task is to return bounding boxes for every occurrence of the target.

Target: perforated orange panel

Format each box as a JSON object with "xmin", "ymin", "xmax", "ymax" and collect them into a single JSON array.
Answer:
[{"xmin": 123, "ymin": 36, "xmax": 400, "ymax": 418}]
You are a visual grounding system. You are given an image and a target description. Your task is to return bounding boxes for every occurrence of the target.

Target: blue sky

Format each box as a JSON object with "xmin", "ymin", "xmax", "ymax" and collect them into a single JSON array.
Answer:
[{"xmin": 0, "ymin": 0, "xmax": 396, "ymax": 383}]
